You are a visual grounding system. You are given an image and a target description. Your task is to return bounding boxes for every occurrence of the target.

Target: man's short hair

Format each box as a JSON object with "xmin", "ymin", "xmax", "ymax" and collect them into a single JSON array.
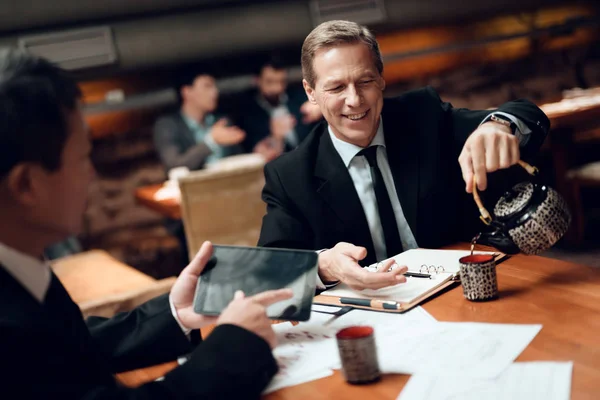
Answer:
[
  {"xmin": 175, "ymin": 69, "xmax": 214, "ymax": 104},
  {"xmin": 301, "ymin": 20, "xmax": 384, "ymax": 87},
  {"xmin": 256, "ymin": 53, "xmax": 287, "ymax": 76},
  {"xmin": 0, "ymin": 48, "xmax": 81, "ymax": 179}
]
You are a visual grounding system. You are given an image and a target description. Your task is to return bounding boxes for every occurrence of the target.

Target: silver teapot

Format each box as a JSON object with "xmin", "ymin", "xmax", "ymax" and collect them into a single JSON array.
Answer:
[{"xmin": 474, "ymin": 161, "xmax": 571, "ymax": 255}]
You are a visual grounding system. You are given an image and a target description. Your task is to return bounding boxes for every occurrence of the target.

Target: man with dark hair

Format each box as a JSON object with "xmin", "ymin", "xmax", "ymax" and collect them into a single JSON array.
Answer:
[
  {"xmin": 235, "ymin": 54, "xmax": 323, "ymax": 159},
  {"xmin": 258, "ymin": 20, "xmax": 550, "ymax": 291},
  {"xmin": 0, "ymin": 48, "xmax": 291, "ymax": 398},
  {"xmin": 153, "ymin": 71, "xmax": 246, "ymax": 172}
]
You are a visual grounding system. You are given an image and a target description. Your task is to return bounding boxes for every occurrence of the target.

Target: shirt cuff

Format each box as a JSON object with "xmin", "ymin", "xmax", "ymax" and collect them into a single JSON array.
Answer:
[
  {"xmin": 480, "ymin": 112, "xmax": 532, "ymax": 146},
  {"xmin": 203, "ymin": 133, "xmax": 222, "ymax": 153},
  {"xmin": 169, "ymin": 295, "xmax": 192, "ymax": 338},
  {"xmin": 315, "ymin": 249, "xmax": 340, "ymax": 290}
]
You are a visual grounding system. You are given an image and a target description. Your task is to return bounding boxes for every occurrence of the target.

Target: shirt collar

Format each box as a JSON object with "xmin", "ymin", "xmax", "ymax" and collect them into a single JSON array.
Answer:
[
  {"xmin": 181, "ymin": 112, "xmax": 216, "ymax": 130},
  {"xmin": 0, "ymin": 242, "xmax": 51, "ymax": 303},
  {"xmin": 328, "ymin": 117, "xmax": 386, "ymax": 168}
]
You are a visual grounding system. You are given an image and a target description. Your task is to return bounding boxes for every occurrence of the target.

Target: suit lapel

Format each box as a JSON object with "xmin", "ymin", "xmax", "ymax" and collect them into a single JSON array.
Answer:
[
  {"xmin": 382, "ymin": 104, "xmax": 420, "ymax": 238},
  {"xmin": 313, "ymin": 128, "xmax": 376, "ymax": 260}
]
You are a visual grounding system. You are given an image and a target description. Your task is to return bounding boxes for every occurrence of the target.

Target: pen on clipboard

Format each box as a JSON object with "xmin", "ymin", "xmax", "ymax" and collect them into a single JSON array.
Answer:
[
  {"xmin": 339, "ymin": 298, "xmax": 402, "ymax": 310},
  {"xmin": 366, "ymin": 265, "xmax": 431, "ymax": 278},
  {"xmin": 404, "ymin": 272, "xmax": 431, "ymax": 279}
]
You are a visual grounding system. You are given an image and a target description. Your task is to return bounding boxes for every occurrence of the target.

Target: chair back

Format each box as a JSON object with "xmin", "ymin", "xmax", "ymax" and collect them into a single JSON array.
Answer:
[{"xmin": 178, "ymin": 155, "xmax": 266, "ymax": 260}]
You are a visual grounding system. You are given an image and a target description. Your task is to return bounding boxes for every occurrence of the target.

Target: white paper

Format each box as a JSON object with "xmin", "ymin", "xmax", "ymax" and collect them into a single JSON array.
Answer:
[
  {"xmin": 331, "ymin": 318, "xmax": 541, "ymax": 378},
  {"xmin": 374, "ymin": 249, "xmax": 498, "ymax": 274},
  {"xmin": 264, "ymin": 321, "xmax": 339, "ymax": 393},
  {"xmin": 322, "ymin": 273, "xmax": 453, "ymax": 304},
  {"xmin": 397, "ymin": 362, "xmax": 573, "ymax": 400},
  {"xmin": 304, "ymin": 310, "xmax": 338, "ymax": 325},
  {"xmin": 312, "ymin": 304, "xmax": 343, "ymax": 313},
  {"xmin": 321, "ymin": 249, "xmax": 497, "ymax": 304}
]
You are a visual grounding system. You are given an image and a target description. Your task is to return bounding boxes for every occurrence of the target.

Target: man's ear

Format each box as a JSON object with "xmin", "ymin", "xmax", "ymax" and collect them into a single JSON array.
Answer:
[
  {"xmin": 5, "ymin": 164, "xmax": 38, "ymax": 207},
  {"xmin": 303, "ymin": 79, "xmax": 317, "ymax": 104},
  {"xmin": 378, "ymin": 75, "xmax": 386, "ymax": 91},
  {"xmin": 180, "ymin": 86, "xmax": 188, "ymax": 102}
]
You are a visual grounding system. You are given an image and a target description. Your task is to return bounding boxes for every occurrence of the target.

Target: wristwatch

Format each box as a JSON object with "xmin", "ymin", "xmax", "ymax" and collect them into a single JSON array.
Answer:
[{"xmin": 489, "ymin": 114, "xmax": 517, "ymax": 135}]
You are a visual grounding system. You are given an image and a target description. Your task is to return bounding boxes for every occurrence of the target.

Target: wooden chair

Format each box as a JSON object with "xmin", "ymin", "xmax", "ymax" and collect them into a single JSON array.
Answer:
[
  {"xmin": 178, "ymin": 155, "xmax": 266, "ymax": 260},
  {"xmin": 549, "ymin": 123, "xmax": 600, "ymax": 246},
  {"xmin": 51, "ymin": 250, "xmax": 176, "ymax": 318},
  {"xmin": 565, "ymin": 127, "xmax": 600, "ymax": 244}
]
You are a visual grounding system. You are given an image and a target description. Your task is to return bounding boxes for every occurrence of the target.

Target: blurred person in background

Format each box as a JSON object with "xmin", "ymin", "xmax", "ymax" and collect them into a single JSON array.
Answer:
[
  {"xmin": 154, "ymin": 72, "xmax": 247, "ymax": 265},
  {"xmin": 0, "ymin": 48, "xmax": 291, "ymax": 399},
  {"xmin": 236, "ymin": 54, "xmax": 322, "ymax": 161},
  {"xmin": 154, "ymin": 72, "xmax": 246, "ymax": 172}
]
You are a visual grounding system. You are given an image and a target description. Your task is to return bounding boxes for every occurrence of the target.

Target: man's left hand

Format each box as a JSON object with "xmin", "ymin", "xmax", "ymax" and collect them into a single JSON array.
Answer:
[
  {"xmin": 458, "ymin": 121, "xmax": 520, "ymax": 193},
  {"xmin": 170, "ymin": 241, "xmax": 218, "ymax": 330}
]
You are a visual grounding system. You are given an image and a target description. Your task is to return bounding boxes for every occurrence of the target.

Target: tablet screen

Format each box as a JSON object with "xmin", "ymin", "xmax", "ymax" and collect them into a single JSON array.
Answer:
[{"xmin": 193, "ymin": 245, "xmax": 318, "ymax": 321}]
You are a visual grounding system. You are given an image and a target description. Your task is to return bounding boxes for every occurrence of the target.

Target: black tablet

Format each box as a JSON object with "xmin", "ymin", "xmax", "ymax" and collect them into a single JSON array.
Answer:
[{"xmin": 193, "ymin": 245, "xmax": 318, "ymax": 321}]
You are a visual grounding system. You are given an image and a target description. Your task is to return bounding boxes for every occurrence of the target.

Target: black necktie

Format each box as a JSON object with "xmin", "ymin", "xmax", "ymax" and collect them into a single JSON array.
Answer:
[{"xmin": 358, "ymin": 146, "xmax": 403, "ymax": 258}]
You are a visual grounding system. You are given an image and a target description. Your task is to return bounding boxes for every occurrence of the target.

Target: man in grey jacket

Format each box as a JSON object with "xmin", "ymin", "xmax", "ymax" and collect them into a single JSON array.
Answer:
[{"xmin": 154, "ymin": 73, "xmax": 246, "ymax": 171}]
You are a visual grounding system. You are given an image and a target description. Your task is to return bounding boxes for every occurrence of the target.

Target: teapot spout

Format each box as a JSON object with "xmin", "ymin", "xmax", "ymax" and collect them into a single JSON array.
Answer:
[{"xmin": 477, "ymin": 230, "xmax": 521, "ymax": 255}]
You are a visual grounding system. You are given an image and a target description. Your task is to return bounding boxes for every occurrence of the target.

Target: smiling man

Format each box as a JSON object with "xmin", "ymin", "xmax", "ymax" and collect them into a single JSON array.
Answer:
[{"xmin": 258, "ymin": 20, "xmax": 550, "ymax": 291}]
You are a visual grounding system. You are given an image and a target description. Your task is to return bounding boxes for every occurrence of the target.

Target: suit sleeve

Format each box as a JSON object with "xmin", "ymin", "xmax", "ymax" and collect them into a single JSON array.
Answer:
[
  {"xmin": 427, "ymin": 86, "xmax": 550, "ymax": 240},
  {"xmin": 2, "ymin": 322, "xmax": 278, "ymax": 399},
  {"xmin": 258, "ymin": 162, "xmax": 314, "ymax": 249},
  {"xmin": 85, "ymin": 294, "xmax": 196, "ymax": 373},
  {"xmin": 427, "ymin": 86, "xmax": 550, "ymax": 162},
  {"xmin": 153, "ymin": 116, "xmax": 213, "ymax": 171}
]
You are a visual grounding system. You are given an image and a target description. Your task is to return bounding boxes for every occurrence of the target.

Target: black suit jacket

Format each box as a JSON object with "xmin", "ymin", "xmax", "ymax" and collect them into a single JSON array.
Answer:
[
  {"xmin": 153, "ymin": 112, "xmax": 242, "ymax": 171},
  {"xmin": 258, "ymin": 87, "xmax": 550, "ymax": 266},
  {"xmin": 0, "ymin": 266, "xmax": 277, "ymax": 399}
]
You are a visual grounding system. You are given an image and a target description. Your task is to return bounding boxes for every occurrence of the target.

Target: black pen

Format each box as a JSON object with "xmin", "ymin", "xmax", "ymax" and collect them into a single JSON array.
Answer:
[
  {"xmin": 404, "ymin": 272, "xmax": 432, "ymax": 279},
  {"xmin": 339, "ymin": 297, "xmax": 401, "ymax": 310}
]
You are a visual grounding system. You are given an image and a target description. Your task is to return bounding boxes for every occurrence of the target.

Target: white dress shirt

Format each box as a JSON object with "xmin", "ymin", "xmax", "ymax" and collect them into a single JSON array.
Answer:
[
  {"xmin": 0, "ymin": 242, "xmax": 51, "ymax": 303},
  {"xmin": 316, "ymin": 112, "xmax": 530, "ymax": 286},
  {"xmin": 0, "ymin": 242, "xmax": 190, "ymax": 335},
  {"xmin": 329, "ymin": 118, "xmax": 419, "ymax": 262}
]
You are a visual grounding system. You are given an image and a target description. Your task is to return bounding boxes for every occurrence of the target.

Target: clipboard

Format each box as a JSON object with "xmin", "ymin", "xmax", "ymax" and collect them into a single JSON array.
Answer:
[{"xmin": 314, "ymin": 249, "xmax": 507, "ymax": 314}]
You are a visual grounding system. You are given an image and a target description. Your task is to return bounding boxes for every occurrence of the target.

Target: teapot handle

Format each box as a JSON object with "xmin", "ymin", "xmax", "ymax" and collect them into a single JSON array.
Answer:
[{"xmin": 473, "ymin": 160, "xmax": 539, "ymax": 225}]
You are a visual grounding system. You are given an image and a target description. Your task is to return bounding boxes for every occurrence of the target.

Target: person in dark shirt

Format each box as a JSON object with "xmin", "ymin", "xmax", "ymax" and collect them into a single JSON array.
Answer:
[{"xmin": 236, "ymin": 54, "xmax": 323, "ymax": 161}]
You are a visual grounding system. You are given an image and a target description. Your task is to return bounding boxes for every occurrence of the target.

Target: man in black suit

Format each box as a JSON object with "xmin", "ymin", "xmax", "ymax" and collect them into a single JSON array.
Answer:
[
  {"xmin": 0, "ymin": 48, "xmax": 292, "ymax": 398},
  {"xmin": 153, "ymin": 72, "xmax": 246, "ymax": 172},
  {"xmin": 235, "ymin": 55, "xmax": 323, "ymax": 160},
  {"xmin": 258, "ymin": 20, "xmax": 550, "ymax": 291}
]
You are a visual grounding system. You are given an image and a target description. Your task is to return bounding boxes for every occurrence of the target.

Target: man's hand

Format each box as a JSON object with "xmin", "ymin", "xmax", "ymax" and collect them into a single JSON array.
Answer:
[
  {"xmin": 458, "ymin": 121, "xmax": 520, "ymax": 193},
  {"xmin": 209, "ymin": 118, "xmax": 246, "ymax": 146},
  {"xmin": 300, "ymin": 100, "xmax": 322, "ymax": 124},
  {"xmin": 217, "ymin": 289, "xmax": 293, "ymax": 349},
  {"xmin": 270, "ymin": 114, "xmax": 296, "ymax": 140},
  {"xmin": 253, "ymin": 136, "xmax": 283, "ymax": 162},
  {"xmin": 170, "ymin": 241, "xmax": 220, "ymax": 330},
  {"xmin": 319, "ymin": 242, "xmax": 407, "ymax": 291}
]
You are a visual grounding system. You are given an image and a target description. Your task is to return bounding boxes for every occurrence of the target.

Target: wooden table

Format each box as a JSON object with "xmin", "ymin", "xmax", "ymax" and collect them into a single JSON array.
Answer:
[
  {"xmin": 117, "ymin": 245, "xmax": 600, "ymax": 399},
  {"xmin": 134, "ymin": 184, "xmax": 181, "ymax": 220},
  {"xmin": 52, "ymin": 250, "xmax": 157, "ymax": 304},
  {"xmin": 540, "ymin": 90, "xmax": 600, "ymax": 244},
  {"xmin": 52, "ymin": 250, "xmax": 175, "ymax": 318},
  {"xmin": 541, "ymin": 90, "xmax": 600, "ymax": 131}
]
